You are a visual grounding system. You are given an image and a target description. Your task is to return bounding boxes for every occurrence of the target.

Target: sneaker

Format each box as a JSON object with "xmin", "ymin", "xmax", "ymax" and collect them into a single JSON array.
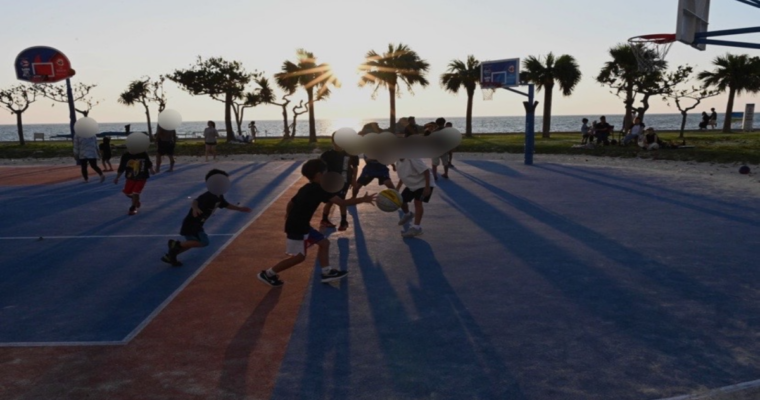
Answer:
[
  {"xmin": 167, "ymin": 239, "xmax": 181, "ymax": 255},
  {"xmin": 398, "ymin": 212, "xmax": 414, "ymax": 226},
  {"xmin": 321, "ymin": 269, "xmax": 348, "ymax": 283},
  {"xmin": 258, "ymin": 271, "xmax": 284, "ymax": 287},
  {"xmin": 160, "ymin": 254, "xmax": 183, "ymax": 267},
  {"xmin": 402, "ymin": 227, "xmax": 423, "ymax": 238},
  {"xmin": 338, "ymin": 221, "xmax": 349, "ymax": 231},
  {"xmin": 320, "ymin": 219, "xmax": 336, "ymax": 229},
  {"xmin": 128, "ymin": 206, "xmax": 137, "ymax": 216}
]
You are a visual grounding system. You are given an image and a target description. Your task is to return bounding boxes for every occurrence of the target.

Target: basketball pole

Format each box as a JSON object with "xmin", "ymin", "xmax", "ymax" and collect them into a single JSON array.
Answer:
[
  {"xmin": 66, "ymin": 78, "xmax": 76, "ymax": 137},
  {"xmin": 505, "ymin": 83, "xmax": 538, "ymax": 165}
]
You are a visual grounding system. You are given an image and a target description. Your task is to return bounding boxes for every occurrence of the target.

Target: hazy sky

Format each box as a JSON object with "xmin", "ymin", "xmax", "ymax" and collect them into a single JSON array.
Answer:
[{"xmin": 1, "ymin": 0, "xmax": 759, "ymax": 125}]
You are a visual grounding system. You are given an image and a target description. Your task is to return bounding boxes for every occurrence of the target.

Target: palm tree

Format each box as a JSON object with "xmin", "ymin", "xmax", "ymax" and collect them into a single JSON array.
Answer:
[
  {"xmin": 698, "ymin": 54, "xmax": 760, "ymax": 133},
  {"xmin": 440, "ymin": 55, "xmax": 480, "ymax": 137},
  {"xmin": 274, "ymin": 49, "xmax": 338, "ymax": 143},
  {"xmin": 359, "ymin": 43, "xmax": 430, "ymax": 132},
  {"xmin": 521, "ymin": 53, "xmax": 582, "ymax": 138}
]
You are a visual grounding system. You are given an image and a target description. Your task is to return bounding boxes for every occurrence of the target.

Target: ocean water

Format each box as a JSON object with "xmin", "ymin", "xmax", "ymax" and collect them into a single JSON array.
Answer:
[{"xmin": 0, "ymin": 113, "xmax": 754, "ymax": 142}]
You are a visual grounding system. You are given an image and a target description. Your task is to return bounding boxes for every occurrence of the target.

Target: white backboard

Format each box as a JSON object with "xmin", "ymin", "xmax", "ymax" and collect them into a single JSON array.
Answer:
[{"xmin": 677, "ymin": 0, "xmax": 711, "ymax": 50}]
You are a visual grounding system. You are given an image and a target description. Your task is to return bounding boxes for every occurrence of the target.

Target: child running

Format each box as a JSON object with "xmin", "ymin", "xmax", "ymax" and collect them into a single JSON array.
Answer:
[
  {"xmin": 320, "ymin": 133, "xmax": 359, "ymax": 231},
  {"xmin": 258, "ymin": 159, "xmax": 376, "ymax": 287},
  {"xmin": 163, "ymin": 169, "xmax": 251, "ymax": 267},
  {"xmin": 99, "ymin": 136, "xmax": 113, "ymax": 171},
  {"xmin": 396, "ymin": 156, "xmax": 436, "ymax": 238},
  {"xmin": 113, "ymin": 144, "xmax": 154, "ymax": 216}
]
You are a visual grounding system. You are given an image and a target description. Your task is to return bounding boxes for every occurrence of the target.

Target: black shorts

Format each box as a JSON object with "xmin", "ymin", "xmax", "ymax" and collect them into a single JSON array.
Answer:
[
  {"xmin": 402, "ymin": 187, "xmax": 434, "ymax": 203},
  {"xmin": 336, "ymin": 182, "xmax": 350, "ymax": 199},
  {"xmin": 157, "ymin": 141, "xmax": 175, "ymax": 156},
  {"xmin": 205, "ymin": 141, "xmax": 217, "ymax": 146}
]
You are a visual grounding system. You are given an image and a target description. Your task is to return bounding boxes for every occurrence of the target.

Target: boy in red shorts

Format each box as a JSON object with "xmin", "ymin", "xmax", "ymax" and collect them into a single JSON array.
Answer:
[{"xmin": 113, "ymin": 149, "xmax": 154, "ymax": 215}]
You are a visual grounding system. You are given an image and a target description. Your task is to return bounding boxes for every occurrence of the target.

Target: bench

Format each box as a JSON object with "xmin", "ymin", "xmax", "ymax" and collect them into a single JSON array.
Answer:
[{"xmin": 33, "ymin": 132, "xmax": 45, "ymax": 141}]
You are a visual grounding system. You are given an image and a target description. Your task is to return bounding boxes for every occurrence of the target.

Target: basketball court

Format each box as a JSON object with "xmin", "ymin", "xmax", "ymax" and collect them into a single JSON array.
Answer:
[
  {"xmin": 1, "ymin": 154, "xmax": 759, "ymax": 399},
  {"xmin": 2, "ymin": 1, "xmax": 760, "ymax": 399}
]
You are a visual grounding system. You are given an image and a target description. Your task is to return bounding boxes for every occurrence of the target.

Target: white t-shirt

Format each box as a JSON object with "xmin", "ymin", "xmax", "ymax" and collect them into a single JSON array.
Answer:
[{"xmin": 395, "ymin": 158, "xmax": 436, "ymax": 191}]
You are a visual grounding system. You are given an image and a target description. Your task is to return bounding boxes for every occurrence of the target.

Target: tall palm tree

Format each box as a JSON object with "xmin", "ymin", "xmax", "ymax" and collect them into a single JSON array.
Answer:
[
  {"xmin": 440, "ymin": 55, "xmax": 480, "ymax": 137},
  {"xmin": 359, "ymin": 43, "xmax": 429, "ymax": 132},
  {"xmin": 521, "ymin": 53, "xmax": 582, "ymax": 138},
  {"xmin": 274, "ymin": 49, "xmax": 338, "ymax": 143},
  {"xmin": 698, "ymin": 54, "xmax": 760, "ymax": 133}
]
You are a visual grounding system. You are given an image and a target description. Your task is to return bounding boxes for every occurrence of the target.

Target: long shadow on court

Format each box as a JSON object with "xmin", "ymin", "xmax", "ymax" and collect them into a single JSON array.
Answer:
[
  {"xmin": 532, "ymin": 163, "xmax": 760, "ymax": 227},
  {"xmin": 455, "ymin": 164, "xmax": 760, "ymax": 323},
  {"xmin": 438, "ymin": 173, "xmax": 759, "ymax": 396},
  {"xmin": 218, "ymin": 289, "xmax": 282, "ymax": 399},
  {"xmin": 287, "ymin": 235, "xmax": 352, "ymax": 400},
  {"xmin": 349, "ymin": 207, "xmax": 525, "ymax": 399}
]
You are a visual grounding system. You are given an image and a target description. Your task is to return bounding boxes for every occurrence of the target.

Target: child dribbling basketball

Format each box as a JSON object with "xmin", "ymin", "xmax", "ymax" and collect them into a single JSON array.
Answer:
[
  {"xmin": 257, "ymin": 159, "xmax": 376, "ymax": 287},
  {"xmin": 395, "ymin": 157, "xmax": 435, "ymax": 237}
]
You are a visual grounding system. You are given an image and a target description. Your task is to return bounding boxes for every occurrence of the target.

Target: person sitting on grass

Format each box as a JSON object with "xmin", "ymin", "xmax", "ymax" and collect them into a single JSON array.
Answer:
[
  {"xmin": 257, "ymin": 159, "xmax": 376, "ymax": 287},
  {"xmin": 163, "ymin": 169, "xmax": 251, "ymax": 267},
  {"xmin": 640, "ymin": 127, "xmax": 663, "ymax": 150},
  {"xmin": 622, "ymin": 117, "xmax": 645, "ymax": 146},
  {"xmin": 594, "ymin": 116, "xmax": 612, "ymax": 146}
]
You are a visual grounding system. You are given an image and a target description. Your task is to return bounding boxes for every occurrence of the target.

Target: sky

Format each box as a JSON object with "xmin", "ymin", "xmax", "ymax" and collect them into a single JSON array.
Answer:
[{"xmin": 1, "ymin": 0, "xmax": 759, "ymax": 126}]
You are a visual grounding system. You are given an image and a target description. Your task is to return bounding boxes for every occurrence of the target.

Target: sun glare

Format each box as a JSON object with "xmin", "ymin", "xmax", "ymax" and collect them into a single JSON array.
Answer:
[{"xmin": 328, "ymin": 61, "xmax": 360, "ymax": 88}]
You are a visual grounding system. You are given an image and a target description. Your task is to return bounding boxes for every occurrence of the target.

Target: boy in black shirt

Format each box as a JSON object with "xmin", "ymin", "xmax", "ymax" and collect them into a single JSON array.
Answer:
[
  {"xmin": 319, "ymin": 133, "xmax": 359, "ymax": 231},
  {"xmin": 162, "ymin": 169, "xmax": 251, "ymax": 267},
  {"xmin": 113, "ymin": 148, "xmax": 155, "ymax": 215},
  {"xmin": 258, "ymin": 159, "xmax": 376, "ymax": 287}
]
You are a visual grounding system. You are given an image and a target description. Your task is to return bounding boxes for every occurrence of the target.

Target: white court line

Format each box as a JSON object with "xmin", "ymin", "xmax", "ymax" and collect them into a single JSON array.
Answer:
[
  {"xmin": 655, "ymin": 378, "xmax": 760, "ymax": 399},
  {"xmin": 0, "ymin": 163, "xmax": 301, "ymax": 348},
  {"xmin": 0, "ymin": 234, "xmax": 234, "ymax": 240}
]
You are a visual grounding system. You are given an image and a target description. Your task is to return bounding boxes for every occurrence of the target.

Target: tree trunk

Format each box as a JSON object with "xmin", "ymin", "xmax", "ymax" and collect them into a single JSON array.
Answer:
[
  {"xmin": 142, "ymin": 102, "xmax": 153, "ymax": 140},
  {"xmin": 389, "ymin": 84, "xmax": 396, "ymax": 132},
  {"xmin": 679, "ymin": 111, "xmax": 687, "ymax": 139},
  {"xmin": 465, "ymin": 87, "xmax": 474, "ymax": 137},
  {"xmin": 281, "ymin": 103, "xmax": 291, "ymax": 139},
  {"xmin": 637, "ymin": 94, "xmax": 651, "ymax": 123},
  {"xmin": 723, "ymin": 86, "xmax": 736, "ymax": 133},
  {"xmin": 541, "ymin": 82, "xmax": 554, "ymax": 138},
  {"xmin": 623, "ymin": 84, "xmax": 635, "ymax": 130},
  {"xmin": 307, "ymin": 88, "xmax": 316, "ymax": 143},
  {"xmin": 15, "ymin": 112, "xmax": 25, "ymax": 146},
  {"xmin": 224, "ymin": 92, "xmax": 234, "ymax": 141}
]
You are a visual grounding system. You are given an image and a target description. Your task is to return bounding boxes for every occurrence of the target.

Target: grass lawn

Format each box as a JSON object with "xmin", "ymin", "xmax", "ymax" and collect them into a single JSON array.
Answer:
[{"xmin": 2, "ymin": 131, "xmax": 759, "ymax": 164}]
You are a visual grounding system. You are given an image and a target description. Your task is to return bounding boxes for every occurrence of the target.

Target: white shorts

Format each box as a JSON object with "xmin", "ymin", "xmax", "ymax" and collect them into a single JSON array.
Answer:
[{"xmin": 285, "ymin": 229, "xmax": 324, "ymax": 256}]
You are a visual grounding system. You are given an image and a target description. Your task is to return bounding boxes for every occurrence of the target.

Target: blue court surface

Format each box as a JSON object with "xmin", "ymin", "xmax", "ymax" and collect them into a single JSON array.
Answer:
[
  {"xmin": 273, "ymin": 159, "xmax": 760, "ymax": 400},
  {"xmin": 0, "ymin": 161, "xmax": 301, "ymax": 345}
]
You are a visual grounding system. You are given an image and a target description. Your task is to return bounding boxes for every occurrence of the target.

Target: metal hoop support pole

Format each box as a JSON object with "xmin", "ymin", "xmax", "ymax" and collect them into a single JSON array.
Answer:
[
  {"xmin": 504, "ymin": 84, "xmax": 538, "ymax": 165},
  {"xmin": 66, "ymin": 78, "xmax": 76, "ymax": 138}
]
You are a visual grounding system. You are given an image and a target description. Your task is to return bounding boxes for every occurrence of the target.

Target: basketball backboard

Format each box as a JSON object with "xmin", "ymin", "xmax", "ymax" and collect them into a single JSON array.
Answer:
[
  {"xmin": 677, "ymin": 0, "xmax": 711, "ymax": 50},
  {"xmin": 480, "ymin": 58, "xmax": 520, "ymax": 88}
]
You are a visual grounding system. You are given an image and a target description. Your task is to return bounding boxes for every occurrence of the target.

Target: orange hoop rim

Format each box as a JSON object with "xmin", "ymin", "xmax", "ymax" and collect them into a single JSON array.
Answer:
[
  {"xmin": 480, "ymin": 82, "xmax": 503, "ymax": 89},
  {"xmin": 628, "ymin": 33, "xmax": 677, "ymax": 44}
]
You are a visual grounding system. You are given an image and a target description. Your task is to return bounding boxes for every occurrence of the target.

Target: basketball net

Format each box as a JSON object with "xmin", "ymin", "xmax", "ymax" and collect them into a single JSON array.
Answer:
[
  {"xmin": 480, "ymin": 82, "xmax": 501, "ymax": 101},
  {"xmin": 628, "ymin": 34, "xmax": 676, "ymax": 72}
]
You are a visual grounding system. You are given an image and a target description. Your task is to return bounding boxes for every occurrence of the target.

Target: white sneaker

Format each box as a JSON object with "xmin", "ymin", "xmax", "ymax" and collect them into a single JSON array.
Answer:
[
  {"xmin": 402, "ymin": 227, "xmax": 423, "ymax": 238},
  {"xmin": 398, "ymin": 212, "xmax": 414, "ymax": 226}
]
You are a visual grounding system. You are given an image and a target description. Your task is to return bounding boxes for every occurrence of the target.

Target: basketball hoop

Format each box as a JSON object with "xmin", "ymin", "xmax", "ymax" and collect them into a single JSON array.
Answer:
[
  {"xmin": 628, "ymin": 34, "xmax": 676, "ymax": 72},
  {"xmin": 481, "ymin": 82, "xmax": 501, "ymax": 101}
]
